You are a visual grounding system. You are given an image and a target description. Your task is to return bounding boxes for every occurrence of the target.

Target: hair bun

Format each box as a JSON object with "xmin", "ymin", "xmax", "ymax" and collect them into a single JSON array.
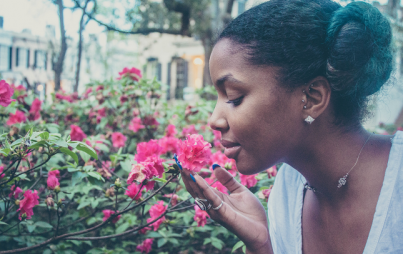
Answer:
[{"xmin": 325, "ymin": 1, "xmax": 393, "ymax": 99}]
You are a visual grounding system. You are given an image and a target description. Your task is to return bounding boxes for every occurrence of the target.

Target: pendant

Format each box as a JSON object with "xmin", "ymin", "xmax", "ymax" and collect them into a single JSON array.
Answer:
[{"xmin": 337, "ymin": 173, "xmax": 349, "ymax": 188}]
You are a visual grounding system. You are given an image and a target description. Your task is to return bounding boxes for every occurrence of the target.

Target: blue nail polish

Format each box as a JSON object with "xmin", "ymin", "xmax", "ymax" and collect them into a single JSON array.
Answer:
[
  {"xmin": 173, "ymin": 154, "xmax": 183, "ymax": 170},
  {"xmin": 190, "ymin": 174, "xmax": 196, "ymax": 182},
  {"xmin": 212, "ymin": 164, "xmax": 221, "ymax": 170}
]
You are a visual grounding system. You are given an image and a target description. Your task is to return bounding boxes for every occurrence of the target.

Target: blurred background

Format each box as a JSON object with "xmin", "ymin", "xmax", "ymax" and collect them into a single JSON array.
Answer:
[{"xmin": 0, "ymin": 0, "xmax": 402, "ymax": 129}]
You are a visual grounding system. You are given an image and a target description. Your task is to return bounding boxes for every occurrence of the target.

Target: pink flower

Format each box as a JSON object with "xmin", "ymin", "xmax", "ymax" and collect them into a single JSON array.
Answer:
[
  {"xmin": 258, "ymin": 186, "xmax": 273, "ymax": 202},
  {"xmin": 165, "ymin": 124, "xmax": 177, "ymax": 137},
  {"xmin": 129, "ymin": 117, "xmax": 145, "ymax": 133},
  {"xmin": 47, "ymin": 175, "xmax": 60, "ymax": 190},
  {"xmin": 163, "ymin": 194, "xmax": 178, "ymax": 206},
  {"xmin": 0, "ymin": 80, "xmax": 16, "ymax": 107},
  {"xmin": 17, "ymin": 190, "xmax": 40, "ymax": 220},
  {"xmin": 127, "ymin": 159, "xmax": 163, "ymax": 184},
  {"xmin": 158, "ymin": 137, "xmax": 179, "ymax": 154},
  {"xmin": 210, "ymin": 151, "xmax": 237, "ymax": 175},
  {"xmin": 120, "ymin": 95, "xmax": 129, "ymax": 104},
  {"xmin": 48, "ymin": 170, "xmax": 60, "ymax": 178},
  {"xmin": 239, "ymin": 173, "xmax": 258, "ymax": 188},
  {"xmin": 177, "ymin": 134, "xmax": 212, "ymax": 172},
  {"xmin": 143, "ymin": 115, "xmax": 159, "ymax": 128},
  {"xmin": 96, "ymin": 85, "xmax": 104, "ymax": 91},
  {"xmin": 117, "ymin": 67, "xmax": 142, "ymax": 81},
  {"xmin": 11, "ymin": 84, "xmax": 26, "ymax": 92},
  {"xmin": 9, "ymin": 185, "xmax": 23, "ymax": 199},
  {"xmin": 181, "ymin": 125, "xmax": 198, "ymax": 136},
  {"xmin": 70, "ymin": 125, "xmax": 87, "ymax": 141},
  {"xmin": 111, "ymin": 132, "xmax": 127, "ymax": 148},
  {"xmin": 139, "ymin": 226, "xmax": 151, "ymax": 235},
  {"xmin": 28, "ymin": 98, "xmax": 42, "ymax": 121},
  {"xmin": 55, "ymin": 93, "xmax": 72, "ymax": 102},
  {"xmin": 194, "ymin": 205, "xmax": 210, "ymax": 227},
  {"xmin": 97, "ymin": 161, "xmax": 114, "ymax": 179},
  {"xmin": 6, "ymin": 110, "xmax": 26, "ymax": 125},
  {"xmin": 83, "ymin": 87, "xmax": 92, "ymax": 98},
  {"xmin": 135, "ymin": 140, "xmax": 162, "ymax": 163},
  {"xmin": 205, "ymin": 177, "xmax": 228, "ymax": 194},
  {"xmin": 102, "ymin": 209, "xmax": 121, "ymax": 224},
  {"xmin": 147, "ymin": 201, "xmax": 167, "ymax": 231},
  {"xmin": 125, "ymin": 183, "xmax": 143, "ymax": 200},
  {"xmin": 212, "ymin": 130, "xmax": 223, "ymax": 148},
  {"xmin": 266, "ymin": 166, "xmax": 277, "ymax": 178},
  {"xmin": 0, "ymin": 165, "xmax": 5, "ymax": 179},
  {"xmin": 136, "ymin": 238, "xmax": 153, "ymax": 253}
]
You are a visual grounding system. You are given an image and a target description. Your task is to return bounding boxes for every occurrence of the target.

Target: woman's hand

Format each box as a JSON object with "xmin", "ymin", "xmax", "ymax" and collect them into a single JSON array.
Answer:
[{"xmin": 181, "ymin": 165, "xmax": 273, "ymax": 254}]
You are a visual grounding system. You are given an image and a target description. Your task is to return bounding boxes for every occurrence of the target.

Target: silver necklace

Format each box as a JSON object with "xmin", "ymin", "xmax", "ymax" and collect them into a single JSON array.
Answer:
[{"xmin": 303, "ymin": 133, "xmax": 373, "ymax": 193}]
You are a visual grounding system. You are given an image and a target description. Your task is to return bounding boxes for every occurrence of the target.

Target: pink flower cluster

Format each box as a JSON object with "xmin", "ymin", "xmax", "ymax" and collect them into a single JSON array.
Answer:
[
  {"xmin": 239, "ymin": 173, "xmax": 259, "ymax": 188},
  {"xmin": 129, "ymin": 117, "xmax": 145, "ymax": 133},
  {"xmin": 117, "ymin": 67, "xmax": 142, "ymax": 81},
  {"xmin": 6, "ymin": 110, "xmax": 26, "ymax": 125},
  {"xmin": 70, "ymin": 125, "xmax": 87, "ymax": 141},
  {"xmin": 112, "ymin": 132, "xmax": 127, "ymax": 148},
  {"xmin": 0, "ymin": 165, "xmax": 5, "ymax": 179},
  {"xmin": 9, "ymin": 185, "xmax": 23, "ymax": 199},
  {"xmin": 0, "ymin": 80, "xmax": 16, "ymax": 107},
  {"xmin": 29, "ymin": 98, "xmax": 42, "ymax": 121},
  {"xmin": 17, "ymin": 190, "xmax": 39, "ymax": 220},
  {"xmin": 125, "ymin": 183, "xmax": 143, "ymax": 200},
  {"xmin": 194, "ymin": 205, "xmax": 210, "ymax": 227},
  {"xmin": 147, "ymin": 201, "xmax": 167, "ymax": 231},
  {"xmin": 177, "ymin": 134, "xmax": 211, "ymax": 172},
  {"xmin": 136, "ymin": 238, "xmax": 153, "ymax": 253},
  {"xmin": 102, "ymin": 209, "xmax": 121, "ymax": 224},
  {"xmin": 47, "ymin": 170, "xmax": 60, "ymax": 190},
  {"xmin": 127, "ymin": 159, "xmax": 163, "ymax": 189}
]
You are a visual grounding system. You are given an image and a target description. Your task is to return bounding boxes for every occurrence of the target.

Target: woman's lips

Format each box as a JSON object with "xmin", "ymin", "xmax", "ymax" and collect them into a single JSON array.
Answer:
[{"xmin": 221, "ymin": 139, "xmax": 241, "ymax": 159}]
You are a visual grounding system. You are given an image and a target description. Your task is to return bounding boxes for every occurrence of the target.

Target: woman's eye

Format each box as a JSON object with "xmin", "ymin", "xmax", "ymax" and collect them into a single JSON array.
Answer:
[{"xmin": 226, "ymin": 96, "xmax": 244, "ymax": 106}]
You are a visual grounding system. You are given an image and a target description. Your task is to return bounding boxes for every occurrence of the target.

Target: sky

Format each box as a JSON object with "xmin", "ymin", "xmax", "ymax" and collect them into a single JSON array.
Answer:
[{"xmin": 0, "ymin": 0, "xmax": 390, "ymax": 39}]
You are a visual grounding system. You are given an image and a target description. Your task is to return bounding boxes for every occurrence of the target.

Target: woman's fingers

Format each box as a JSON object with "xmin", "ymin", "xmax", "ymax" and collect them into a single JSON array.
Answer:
[
  {"xmin": 180, "ymin": 169, "xmax": 206, "ymax": 201},
  {"xmin": 213, "ymin": 165, "xmax": 247, "ymax": 194}
]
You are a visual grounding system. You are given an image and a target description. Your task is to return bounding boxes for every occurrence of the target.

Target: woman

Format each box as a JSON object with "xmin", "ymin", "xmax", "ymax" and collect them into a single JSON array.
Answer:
[{"xmin": 181, "ymin": 0, "xmax": 402, "ymax": 253}]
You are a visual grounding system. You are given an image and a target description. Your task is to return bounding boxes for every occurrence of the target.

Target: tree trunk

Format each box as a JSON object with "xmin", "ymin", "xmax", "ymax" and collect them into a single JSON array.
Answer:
[
  {"xmin": 54, "ymin": 0, "xmax": 67, "ymax": 92},
  {"xmin": 201, "ymin": 30, "xmax": 213, "ymax": 87},
  {"xmin": 74, "ymin": 0, "xmax": 90, "ymax": 93}
]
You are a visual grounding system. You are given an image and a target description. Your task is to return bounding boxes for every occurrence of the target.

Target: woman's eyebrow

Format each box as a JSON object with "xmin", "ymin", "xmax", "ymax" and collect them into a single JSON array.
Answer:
[{"xmin": 216, "ymin": 74, "xmax": 244, "ymax": 87}]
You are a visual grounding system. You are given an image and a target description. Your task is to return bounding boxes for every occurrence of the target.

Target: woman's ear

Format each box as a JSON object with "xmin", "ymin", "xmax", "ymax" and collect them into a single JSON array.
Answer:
[{"xmin": 302, "ymin": 76, "xmax": 331, "ymax": 120}]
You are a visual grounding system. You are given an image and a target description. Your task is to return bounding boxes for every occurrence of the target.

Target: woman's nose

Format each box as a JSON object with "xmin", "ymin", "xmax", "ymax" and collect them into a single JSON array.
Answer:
[{"xmin": 209, "ymin": 102, "xmax": 228, "ymax": 131}]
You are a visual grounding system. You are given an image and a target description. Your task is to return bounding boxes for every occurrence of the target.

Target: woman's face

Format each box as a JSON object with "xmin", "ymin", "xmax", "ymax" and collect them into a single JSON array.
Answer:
[{"xmin": 209, "ymin": 39, "xmax": 305, "ymax": 175}]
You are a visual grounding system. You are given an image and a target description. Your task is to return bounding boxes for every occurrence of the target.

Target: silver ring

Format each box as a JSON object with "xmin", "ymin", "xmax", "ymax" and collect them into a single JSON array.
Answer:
[
  {"xmin": 212, "ymin": 201, "xmax": 224, "ymax": 211},
  {"xmin": 195, "ymin": 197, "xmax": 210, "ymax": 211}
]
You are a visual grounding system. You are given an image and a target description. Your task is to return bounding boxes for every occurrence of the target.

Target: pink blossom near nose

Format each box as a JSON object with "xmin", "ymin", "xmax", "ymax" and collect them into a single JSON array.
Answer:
[
  {"xmin": 117, "ymin": 67, "xmax": 142, "ymax": 81},
  {"xmin": 181, "ymin": 125, "xmax": 198, "ymax": 136},
  {"xmin": 165, "ymin": 124, "xmax": 177, "ymax": 137},
  {"xmin": 158, "ymin": 137, "xmax": 179, "ymax": 154},
  {"xmin": 9, "ymin": 185, "xmax": 23, "ymax": 199},
  {"xmin": 102, "ymin": 209, "xmax": 121, "ymax": 224},
  {"xmin": 177, "ymin": 134, "xmax": 212, "ymax": 172},
  {"xmin": 112, "ymin": 132, "xmax": 127, "ymax": 148},
  {"xmin": 0, "ymin": 80, "xmax": 16, "ymax": 107},
  {"xmin": 194, "ymin": 205, "xmax": 210, "ymax": 227},
  {"xmin": 209, "ymin": 151, "xmax": 237, "ymax": 175},
  {"xmin": 70, "ymin": 125, "xmax": 87, "ymax": 141},
  {"xmin": 17, "ymin": 190, "xmax": 40, "ymax": 220},
  {"xmin": 47, "ymin": 175, "xmax": 60, "ymax": 190},
  {"xmin": 266, "ymin": 165, "xmax": 277, "ymax": 178},
  {"xmin": 125, "ymin": 183, "xmax": 143, "ymax": 200},
  {"xmin": 258, "ymin": 186, "xmax": 273, "ymax": 202},
  {"xmin": 147, "ymin": 201, "xmax": 167, "ymax": 231},
  {"xmin": 129, "ymin": 117, "xmax": 145, "ymax": 133},
  {"xmin": 6, "ymin": 110, "xmax": 26, "ymax": 125},
  {"xmin": 136, "ymin": 238, "xmax": 153, "ymax": 253},
  {"xmin": 239, "ymin": 173, "xmax": 259, "ymax": 188},
  {"xmin": 135, "ymin": 140, "xmax": 162, "ymax": 163}
]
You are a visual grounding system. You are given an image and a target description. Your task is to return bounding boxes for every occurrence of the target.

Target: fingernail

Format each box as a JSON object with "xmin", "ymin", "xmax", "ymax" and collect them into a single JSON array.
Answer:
[
  {"xmin": 190, "ymin": 174, "xmax": 196, "ymax": 182},
  {"xmin": 212, "ymin": 164, "xmax": 221, "ymax": 170}
]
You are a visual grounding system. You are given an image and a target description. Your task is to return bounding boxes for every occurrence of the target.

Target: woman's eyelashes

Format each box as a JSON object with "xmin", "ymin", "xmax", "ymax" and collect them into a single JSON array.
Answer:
[{"xmin": 226, "ymin": 95, "xmax": 244, "ymax": 106}]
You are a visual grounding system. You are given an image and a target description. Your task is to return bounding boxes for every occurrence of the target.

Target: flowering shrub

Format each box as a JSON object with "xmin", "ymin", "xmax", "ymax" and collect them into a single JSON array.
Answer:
[{"xmin": 0, "ymin": 74, "xmax": 278, "ymax": 253}]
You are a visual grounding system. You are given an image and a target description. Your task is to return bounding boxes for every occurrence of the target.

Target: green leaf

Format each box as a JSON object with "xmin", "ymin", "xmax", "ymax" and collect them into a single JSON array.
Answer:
[
  {"xmin": 0, "ymin": 221, "xmax": 8, "ymax": 225},
  {"xmin": 45, "ymin": 123, "xmax": 59, "ymax": 133},
  {"xmin": 87, "ymin": 172, "xmax": 105, "ymax": 182},
  {"xmin": 26, "ymin": 224, "xmax": 36, "ymax": 233},
  {"xmin": 152, "ymin": 178, "xmax": 167, "ymax": 183},
  {"xmin": 116, "ymin": 222, "xmax": 129, "ymax": 234},
  {"xmin": 157, "ymin": 238, "xmax": 168, "ymax": 248},
  {"xmin": 232, "ymin": 241, "xmax": 245, "ymax": 253},
  {"xmin": 0, "ymin": 148, "xmax": 11, "ymax": 156},
  {"xmin": 60, "ymin": 148, "xmax": 78, "ymax": 164},
  {"xmin": 35, "ymin": 221, "xmax": 53, "ymax": 229},
  {"xmin": 55, "ymin": 140, "xmax": 69, "ymax": 148},
  {"xmin": 10, "ymin": 138, "xmax": 23, "ymax": 147},
  {"xmin": 72, "ymin": 172, "xmax": 88, "ymax": 187},
  {"xmin": 77, "ymin": 200, "xmax": 91, "ymax": 210},
  {"xmin": 120, "ymin": 160, "xmax": 132, "ymax": 173},
  {"xmin": 80, "ymin": 151, "xmax": 91, "ymax": 163},
  {"xmin": 211, "ymin": 240, "xmax": 223, "ymax": 250},
  {"xmin": 28, "ymin": 140, "xmax": 47, "ymax": 150},
  {"xmin": 39, "ymin": 132, "xmax": 49, "ymax": 140},
  {"xmin": 77, "ymin": 143, "xmax": 98, "ymax": 160}
]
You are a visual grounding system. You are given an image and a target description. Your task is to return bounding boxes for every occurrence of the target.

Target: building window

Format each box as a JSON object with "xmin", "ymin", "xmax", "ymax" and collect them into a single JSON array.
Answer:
[
  {"xmin": 175, "ymin": 58, "xmax": 188, "ymax": 100},
  {"xmin": 0, "ymin": 45, "xmax": 10, "ymax": 71},
  {"xmin": 34, "ymin": 50, "xmax": 47, "ymax": 70},
  {"xmin": 16, "ymin": 48, "xmax": 29, "ymax": 68},
  {"xmin": 146, "ymin": 57, "xmax": 162, "ymax": 81}
]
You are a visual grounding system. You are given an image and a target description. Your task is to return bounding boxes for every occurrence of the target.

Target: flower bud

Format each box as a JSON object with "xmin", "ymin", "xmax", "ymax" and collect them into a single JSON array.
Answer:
[
  {"xmin": 15, "ymin": 200, "xmax": 20, "ymax": 206},
  {"xmin": 46, "ymin": 197, "xmax": 54, "ymax": 207},
  {"xmin": 54, "ymin": 185, "xmax": 61, "ymax": 193},
  {"xmin": 57, "ymin": 199, "xmax": 63, "ymax": 207},
  {"xmin": 114, "ymin": 178, "xmax": 122, "ymax": 188},
  {"xmin": 21, "ymin": 213, "xmax": 27, "ymax": 220}
]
